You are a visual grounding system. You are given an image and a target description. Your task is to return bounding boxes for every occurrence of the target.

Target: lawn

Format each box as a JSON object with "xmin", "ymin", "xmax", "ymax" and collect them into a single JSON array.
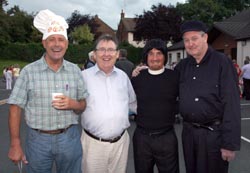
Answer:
[
  {"xmin": 0, "ymin": 59, "xmax": 83, "ymax": 75},
  {"xmin": 0, "ymin": 59, "xmax": 29, "ymax": 73}
]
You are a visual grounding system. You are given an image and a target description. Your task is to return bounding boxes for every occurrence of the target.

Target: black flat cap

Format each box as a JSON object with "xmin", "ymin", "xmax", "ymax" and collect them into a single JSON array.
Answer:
[{"xmin": 180, "ymin": 20, "xmax": 208, "ymax": 35}]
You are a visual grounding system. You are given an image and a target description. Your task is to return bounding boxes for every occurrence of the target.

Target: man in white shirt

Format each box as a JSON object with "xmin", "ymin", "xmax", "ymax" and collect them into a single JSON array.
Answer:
[
  {"xmin": 81, "ymin": 34, "xmax": 137, "ymax": 173},
  {"xmin": 241, "ymin": 62, "xmax": 250, "ymax": 100}
]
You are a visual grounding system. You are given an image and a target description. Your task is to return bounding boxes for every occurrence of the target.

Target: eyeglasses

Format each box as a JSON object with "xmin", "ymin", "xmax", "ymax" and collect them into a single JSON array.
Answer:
[{"xmin": 96, "ymin": 47, "xmax": 117, "ymax": 54}]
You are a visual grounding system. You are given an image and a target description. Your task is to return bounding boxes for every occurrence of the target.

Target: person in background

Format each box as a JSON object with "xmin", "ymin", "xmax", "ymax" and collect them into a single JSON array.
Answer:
[
  {"xmin": 241, "ymin": 60, "xmax": 250, "ymax": 100},
  {"xmin": 232, "ymin": 59, "xmax": 241, "ymax": 77},
  {"xmin": 115, "ymin": 48, "xmax": 134, "ymax": 79},
  {"xmin": 4, "ymin": 66, "xmax": 12, "ymax": 90},
  {"xmin": 12, "ymin": 64, "xmax": 20, "ymax": 86},
  {"xmin": 131, "ymin": 39, "xmax": 179, "ymax": 173},
  {"xmin": 244, "ymin": 56, "xmax": 250, "ymax": 65},
  {"xmin": 175, "ymin": 20, "xmax": 241, "ymax": 173},
  {"xmin": 7, "ymin": 9, "xmax": 87, "ymax": 173},
  {"xmin": 81, "ymin": 34, "xmax": 137, "ymax": 173},
  {"xmin": 84, "ymin": 50, "xmax": 96, "ymax": 69},
  {"xmin": 232, "ymin": 59, "xmax": 242, "ymax": 98}
]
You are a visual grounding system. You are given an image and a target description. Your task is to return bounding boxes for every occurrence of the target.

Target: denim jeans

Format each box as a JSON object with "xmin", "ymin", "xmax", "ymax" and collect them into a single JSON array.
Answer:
[{"xmin": 25, "ymin": 125, "xmax": 82, "ymax": 173}]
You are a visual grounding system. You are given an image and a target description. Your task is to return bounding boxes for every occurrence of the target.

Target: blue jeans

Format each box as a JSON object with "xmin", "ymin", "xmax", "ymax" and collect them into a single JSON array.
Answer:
[{"xmin": 25, "ymin": 125, "xmax": 82, "ymax": 173}]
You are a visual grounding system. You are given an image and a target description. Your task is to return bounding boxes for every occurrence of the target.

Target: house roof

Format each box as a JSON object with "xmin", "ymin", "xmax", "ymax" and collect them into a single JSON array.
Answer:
[
  {"xmin": 212, "ymin": 9, "xmax": 250, "ymax": 40},
  {"xmin": 121, "ymin": 18, "xmax": 136, "ymax": 32},
  {"xmin": 94, "ymin": 15, "xmax": 115, "ymax": 32},
  {"xmin": 167, "ymin": 40, "xmax": 184, "ymax": 51}
]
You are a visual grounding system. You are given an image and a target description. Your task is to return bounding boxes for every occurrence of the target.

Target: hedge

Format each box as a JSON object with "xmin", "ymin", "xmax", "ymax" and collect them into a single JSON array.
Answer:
[{"xmin": 0, "ymin": 41, "xmax": 143, "ymax": 65}]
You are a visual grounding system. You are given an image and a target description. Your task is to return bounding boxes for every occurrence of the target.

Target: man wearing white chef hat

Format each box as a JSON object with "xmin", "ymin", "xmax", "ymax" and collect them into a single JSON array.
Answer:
[{"xmin": 8, "ymin": 9, "xmax": 88, "ymax": 173}]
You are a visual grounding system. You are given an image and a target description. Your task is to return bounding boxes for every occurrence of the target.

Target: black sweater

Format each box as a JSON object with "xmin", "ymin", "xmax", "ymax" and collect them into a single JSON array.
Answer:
[{"xmin": 131, "ymin": 69, "xmax": 179, "ymax": 131}]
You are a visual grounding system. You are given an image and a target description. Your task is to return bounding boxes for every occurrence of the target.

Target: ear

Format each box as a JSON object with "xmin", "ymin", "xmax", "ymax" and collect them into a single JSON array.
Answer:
[
  {"xmin": 42, "ymin": 40, "xmax": 46, "ymax": 49},
  {"xmin": 204, "ymin": 33, "xmax": 208, "ymax": 42},
  {"xmin": 115, "ymin": 50, "xmax": 120, "ymax": 60}
]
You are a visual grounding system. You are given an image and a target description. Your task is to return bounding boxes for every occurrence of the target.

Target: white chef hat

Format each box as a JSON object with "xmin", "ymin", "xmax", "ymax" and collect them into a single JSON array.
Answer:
[{"xmin": 33, "ymin": 9, "xmax": 68, "ymax": 40}]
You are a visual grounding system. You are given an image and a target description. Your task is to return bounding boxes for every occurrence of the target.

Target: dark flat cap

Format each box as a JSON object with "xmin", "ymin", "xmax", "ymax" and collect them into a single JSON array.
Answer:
[{"xmin": 180, "ymin": 20, "xmax": 208, "ymax": 35}]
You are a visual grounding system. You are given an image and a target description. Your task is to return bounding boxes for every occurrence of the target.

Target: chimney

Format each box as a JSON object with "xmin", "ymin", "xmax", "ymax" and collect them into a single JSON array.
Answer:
[{"xmin": 121, "ymin": 9, "xmax": 125, "ymax": 19}]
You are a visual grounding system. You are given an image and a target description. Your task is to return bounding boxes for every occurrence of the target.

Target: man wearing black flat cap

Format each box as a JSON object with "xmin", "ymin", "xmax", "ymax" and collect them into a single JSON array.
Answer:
[{"xmin": 175, "ymin": 20, "xmax": 241, "ymax": 173}]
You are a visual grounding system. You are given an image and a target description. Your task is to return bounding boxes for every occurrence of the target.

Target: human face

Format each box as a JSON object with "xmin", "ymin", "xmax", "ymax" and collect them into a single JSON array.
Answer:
[
  {"xmin": 147, "ymin": 48, "xmax": 165, "ymax": 70},
  {"xmin": 94, "ymin": 40, "xmax": 118, "ymax": 74},
  {"xmin": 183, "ymin": 31, "xmax": 208, "ymax": 63},
  {"xmin": 42, "ymin": 34, "xmax": 68, "ymax": 63}
]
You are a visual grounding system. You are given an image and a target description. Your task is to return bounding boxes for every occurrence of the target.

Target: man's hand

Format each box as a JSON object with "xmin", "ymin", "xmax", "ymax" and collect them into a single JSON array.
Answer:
[
  {"xmin": 8, "ymin": 143, "xmax": 28, "ymax": 164},
  {"xmin": 52, "ymin": 95, "xmax": 86, "ymax": 113},
  {"xmin": 221, "ymin": 148, "xmax": 235, "ymax": 161},
  {"xmin": 52, "ymin": 95, "xmax": 71, "ymax": 110},
  {"xmin": 132, "ymin": 65, "xmax": 148, "ymax": 77}
]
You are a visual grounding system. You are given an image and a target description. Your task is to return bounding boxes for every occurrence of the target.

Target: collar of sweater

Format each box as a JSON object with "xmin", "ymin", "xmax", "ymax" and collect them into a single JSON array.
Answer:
[{"xmin": 148, "ymin": 67, "xmax": 165, "ymax": 75}]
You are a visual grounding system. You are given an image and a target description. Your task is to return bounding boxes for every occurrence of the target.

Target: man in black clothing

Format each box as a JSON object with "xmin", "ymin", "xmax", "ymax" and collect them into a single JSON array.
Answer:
[
  {"xmin": 131, "ymin": 39, "xmax": 179, "ymax": 173},
  {"xmin": 116, "ymin": 49, "xmax": 134, "ymax": 79},
  {"xmin": 175, "ymin": 20, "xmax": 241, "ymax": 173}
]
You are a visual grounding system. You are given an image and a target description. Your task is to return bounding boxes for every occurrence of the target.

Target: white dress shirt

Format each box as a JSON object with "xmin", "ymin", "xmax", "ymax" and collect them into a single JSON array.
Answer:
[
  {"xmin": 242, "ymin": 64, "xmax": 250, "ymax": 79},
  {"xmin": 81, "ymin": 65, "xmax": 137, "ymax": 139}
]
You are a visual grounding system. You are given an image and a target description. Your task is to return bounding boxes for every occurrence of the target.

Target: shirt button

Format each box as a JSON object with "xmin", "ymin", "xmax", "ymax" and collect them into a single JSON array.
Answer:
[
  {"xmin": 196, "ymin": 65, "xmax": 199, "ymax": 67},
  {"xmin": 193, "ymin": 77, "xmax": 196, "ymax": 80},
  {"xmin": 195, "ymin": 98, "xmax": 199, "ymax": 101}
]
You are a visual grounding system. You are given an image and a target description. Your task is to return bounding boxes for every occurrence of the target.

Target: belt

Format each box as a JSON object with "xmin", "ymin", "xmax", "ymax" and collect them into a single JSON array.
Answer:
[
  {"xmin": 185, "ymin": 119, "xmax": 221, "ymax": 131},
  {"xmin": 33, "ymin": 125, "xmax": 73, "ymax": 135},
  {"xmin": 137, "ymin": 126, "xmax": 173, "ymax": 136},
  {"xmin": 84, "ymin": 129, "xmax": 125, "ymax": 143}
]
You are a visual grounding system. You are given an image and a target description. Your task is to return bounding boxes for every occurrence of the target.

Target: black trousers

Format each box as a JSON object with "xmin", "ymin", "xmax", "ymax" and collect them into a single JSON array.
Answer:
[
  {"xmin": 243, "ymin": 78, "xmax": 250, "ymax": 100},
  {"xmin": 133, "ymin": 127, "xmax": 179, "ymax": 173},
  {"xmin": 182, "ymin": 122, "xmax": 228, "ymax": 173}
]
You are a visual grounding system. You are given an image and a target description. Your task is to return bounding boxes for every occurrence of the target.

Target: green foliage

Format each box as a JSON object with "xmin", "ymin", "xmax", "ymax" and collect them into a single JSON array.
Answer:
[
  {"xmin": 66, "ymin": 10, "xmax": 99, "ymax": 42},
  {"xmin": 7, "ymin": 6, "xmax": 34, "ymax": 42},
  {"xmin": 70, "ymin": 24, "xmax": 94, "ymax": 45},
  {"xmin": 0, "ymin": 0, "xmax": 8, "ymax": 13},
  {"xmin": 134, "ymin": 3, "xmax": 182, "ymax": 42},
  {"xmin": 0, "ymin": 42, "xmax": 44, "ymax": 62},
  {"xmin": 118, "ymin": 42, "xmax": 143, "ymax": 64},
  {"xmin": 65, "ymin": 44, "xmax": 94, "ymax": 64},
  {"xmin": 176, "ymin": 0, "xmax": 250, "ymax": 27},
  {"xmin": 0, "ymin": 41, "xmax": 143, "ymax": 68}
]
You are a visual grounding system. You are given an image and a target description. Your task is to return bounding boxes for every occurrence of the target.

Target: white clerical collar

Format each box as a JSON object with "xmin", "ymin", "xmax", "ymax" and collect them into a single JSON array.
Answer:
[{"xmin": 148, "ymin": 67, "xmax": 165, "ymax": 75}]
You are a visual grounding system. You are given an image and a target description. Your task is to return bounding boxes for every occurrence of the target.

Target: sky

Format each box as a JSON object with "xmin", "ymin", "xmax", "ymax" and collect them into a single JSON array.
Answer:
[{"xmin": 5, "ymin": 0, "xmax": 185, "ymax": 30}]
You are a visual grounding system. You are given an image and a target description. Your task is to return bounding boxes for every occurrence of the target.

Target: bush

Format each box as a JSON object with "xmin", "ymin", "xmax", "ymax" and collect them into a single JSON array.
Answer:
[{"xmin": 0, "ymin": 42, "xmax": 143, "ymax": 65}]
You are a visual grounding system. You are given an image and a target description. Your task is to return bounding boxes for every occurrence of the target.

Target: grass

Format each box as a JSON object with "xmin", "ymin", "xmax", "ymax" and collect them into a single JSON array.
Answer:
[
  {"xmin": 0, "ymin": 59, "xmax": 29, "ymax": 72},
  {"xmin": 0, "ymin": 58, "xmax": 84, "ymax": 73}
]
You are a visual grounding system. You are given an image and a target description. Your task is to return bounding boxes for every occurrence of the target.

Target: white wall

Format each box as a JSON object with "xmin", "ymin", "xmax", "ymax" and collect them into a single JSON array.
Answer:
[
  {"xmin": 127, "ymin": 32, "xmax": 145, "ymax": 48},
  {"xmin": 167, "ymin": 49, "xmax": 187, "ymax": 65},
  {"xmin": 237, "ymin": 40, "xmax": 250, "ymax": 67}
]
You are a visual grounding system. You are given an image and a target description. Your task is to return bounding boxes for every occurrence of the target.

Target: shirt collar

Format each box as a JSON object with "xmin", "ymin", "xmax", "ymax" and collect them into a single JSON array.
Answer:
[
  {"xmin": 40, "ymin": 54, "xmax": 69, "ymax": 72},
  {"xmin": 93, "ymin": 64, "xmax": 118, "ymax": 76},
  {"xmin": 148, "ymin": 67, "xmax": 165, "ymax": 75}
]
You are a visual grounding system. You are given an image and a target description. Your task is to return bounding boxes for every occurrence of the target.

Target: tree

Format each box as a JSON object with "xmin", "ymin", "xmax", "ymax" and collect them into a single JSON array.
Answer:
[
  {"xmin": 176, "ymin": 0, "xmax": 250, "ymax": 27},
  {"xmin": 217, "ymin": 0, "xmax": 250, "ymax": 11},
  {"xmin": 6, "ymin": 6, "xmax": 33, "ymax": 42},
  {"xmin": 0, "ymin": 0, "xmax": 8, "ymax": 13},
  {"xmin": 70, "ymin": 24, "xmax": 94, "ymax": 45},
  {"xmin": 0, "ymin": 12, "xmax": 10, "ymax": 42},
  {"xmin": 67, "ymin": 10, "xmax": 99, "ymax": 42},
  {"xmin": 134, "ymin": 3, "xmax": 182, "ymax": 43}
]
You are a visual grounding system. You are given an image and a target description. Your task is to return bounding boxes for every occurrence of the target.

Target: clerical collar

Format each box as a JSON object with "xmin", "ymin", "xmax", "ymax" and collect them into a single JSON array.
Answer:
[{"xmin": 148, "ymin": 67, "xmax": 165, "ymax": 75}]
